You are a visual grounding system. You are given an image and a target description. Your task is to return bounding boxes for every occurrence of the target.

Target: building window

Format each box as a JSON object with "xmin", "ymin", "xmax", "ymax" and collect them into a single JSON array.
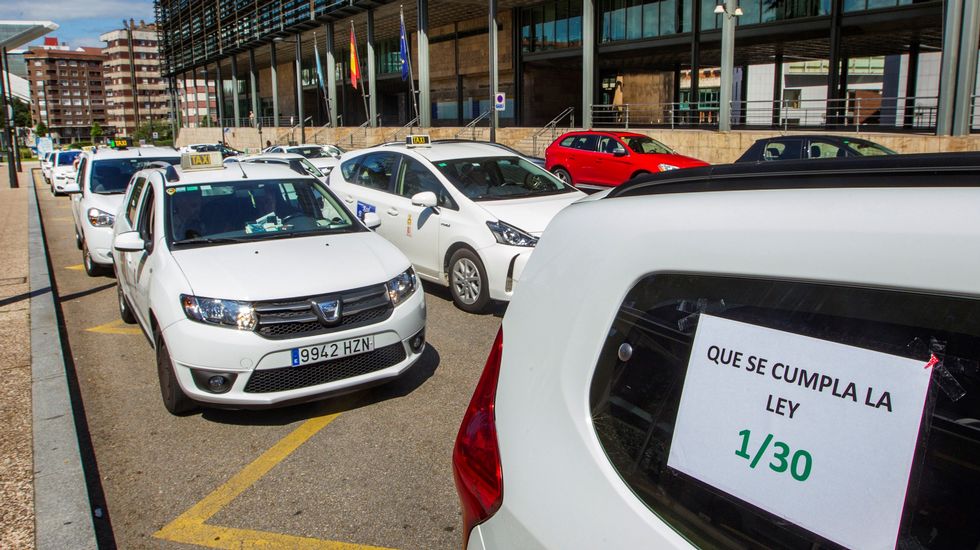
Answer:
[{"xmin": 783, "ymin": 89, "xmax": 802, "ymax": 109}]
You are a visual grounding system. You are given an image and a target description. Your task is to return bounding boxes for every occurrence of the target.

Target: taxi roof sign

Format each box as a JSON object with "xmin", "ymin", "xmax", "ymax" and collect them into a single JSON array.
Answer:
[
  {"xmin": 108, "ymin": 136, "xmax": 130, "ymax": 149},
  {"xmin": 406, "ymin": 134, "xmax": 431, "ymax": 148},
  {"xmin": 180, "ymin": 151, "xmax": 224, "ymax": 171}
]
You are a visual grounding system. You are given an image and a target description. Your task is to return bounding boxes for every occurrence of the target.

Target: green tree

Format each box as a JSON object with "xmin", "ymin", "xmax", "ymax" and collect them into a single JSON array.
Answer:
[
  {"xmin": 136, "ymin": 120, "xmax": 171, "ymax": 141},
  {"xmin": 12, "ymin": 98, "xmax": 32, "ymax": 128},
  {"xmin": 35, "ymin": 121, "xmax": 48, "ymax": 137},
  {"xmin": 90, "ymin": 122, "xmax": 104, "ymax": 141}
]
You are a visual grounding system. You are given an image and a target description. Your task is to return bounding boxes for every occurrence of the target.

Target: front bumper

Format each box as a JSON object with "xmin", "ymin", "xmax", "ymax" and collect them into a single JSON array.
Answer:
[
  {"xmin": 82, "ymin": 225, "xmax": 114, "ymax": 266},
  {"xmin": 476, "ymin": 243, "xmax": 532, "ymax": 302},
  {"xmin": 160, "ymin": 288, "xmax": 426, "ymax": 407}
]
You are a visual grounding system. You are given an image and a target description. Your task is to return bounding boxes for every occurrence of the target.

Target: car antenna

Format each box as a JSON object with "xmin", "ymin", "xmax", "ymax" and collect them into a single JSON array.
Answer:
[{"xmin": 236, "ymin": 161, "xmax": 248, "ymax": 179}]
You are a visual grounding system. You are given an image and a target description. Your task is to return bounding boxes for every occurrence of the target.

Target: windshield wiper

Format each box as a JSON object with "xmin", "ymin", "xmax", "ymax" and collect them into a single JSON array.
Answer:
[
  {"xmin": 172, "ymin": 236, "xmax": 254, "ymax": 245},
  {"xmin": 93, "ymin": 190, "xmax": 126, "ymax": 195}
]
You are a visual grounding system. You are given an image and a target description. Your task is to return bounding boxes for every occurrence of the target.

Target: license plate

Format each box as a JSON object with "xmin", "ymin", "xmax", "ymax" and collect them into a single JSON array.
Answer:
[{"xmin": 291, "ymin": 335, "xmax": 375, "ymax": 367}]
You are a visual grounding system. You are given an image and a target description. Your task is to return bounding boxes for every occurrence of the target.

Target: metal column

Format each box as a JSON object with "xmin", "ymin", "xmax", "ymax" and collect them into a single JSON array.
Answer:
[
  {"xmin": 182, "ymin": 73, "xmax": 191, "ymax": 127},
  {"xmin": 690, "ymin": 0, "xmax": 702, "ymax": 125},
  {"xmin": 489, "ymin": 0, "xmax": 499, "ymax": 141},
  {"xmin": 215, "ymin": 61, "xmax": 225, "ymax": 127},
  {"xmin": 249, "ymin": 48, "xmax": 260, "ymax": 123},
  {"xmin": 772, "ymin": 53, "xmax": 783, "ymax": 126},
  {"xmin": 417, "ymin": 0, "xmax": 431, "ymax": 127},
  {"xmin": 203, "ymin": 65, "xmax": 212, "ymax": 126},
  {"xmin": 952, "ymin": 0, "xmax": 980, "ymax": 135},
  {"xmin": 0, "ymin": 48, "xmax": 16, "ymax": 187},
  {"xmin": 367, "ymin": 10, "xmax": 378, "ymax": 127},
  {"xmin": 827, "ymin": 0, "xmax": 844, "ymax": 126},
  {"xmin": 295, "ymin": 34, "xmax": 305, "ymax": 138},
  {"xmin": 582, "ymin": 0, "xmax": 595, "ymax": 128},
  {"xmin": 231, "ymin": 56, "xmax": 241, "ymax": 126},
  {"xmin": 718, "ymin": 0, "xmax": 736, "ymax": 132},
  {"xmin": 270, "ymin": 41, "xmax": 280, "ymax": 127},
  {"xmin": 2, "ymin": 47, "xmax": 20, "ymax": 173},
  {"xmin": 326, "ymin": 23, "xmax": 338, "ymax": 126},
  {"xmin": 904, "ymin": 41, "xmax": 919, "ymax": 129},
  {"xmin": 937, "ymin": 0, "xmax": 964, "ymax": 135}
]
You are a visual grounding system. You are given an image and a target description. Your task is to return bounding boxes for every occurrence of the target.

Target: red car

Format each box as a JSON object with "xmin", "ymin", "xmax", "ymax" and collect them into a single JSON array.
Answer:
[{"xmin": 545, "ymin": 131, "xmax": 708, "ymax": 189}]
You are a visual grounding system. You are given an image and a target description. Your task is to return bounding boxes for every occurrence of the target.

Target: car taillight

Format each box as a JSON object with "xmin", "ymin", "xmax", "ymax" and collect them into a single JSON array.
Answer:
[{"xmin": 453, "ymin": 327, "xmax": 504, "ymax": 547}]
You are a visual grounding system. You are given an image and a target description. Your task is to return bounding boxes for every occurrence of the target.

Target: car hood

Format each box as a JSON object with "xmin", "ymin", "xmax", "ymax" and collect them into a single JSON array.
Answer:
[
  {"xmin": 475, "ymin": 192, "xmax": 585, "ymax": 236},
  {"xmin": 640, "ymin": 153, "xmax": 708, "ymax": 169},
  {"xmin": 171, "ymin": 231, "xmax": 408, "ymax": 300},
  {"xmin": 86, "ymin": 192, "xmax": 126, "ymax": 216},
  {"xmin": 52, "ymin": 165, "xmax": 76, "ymax": 177}
]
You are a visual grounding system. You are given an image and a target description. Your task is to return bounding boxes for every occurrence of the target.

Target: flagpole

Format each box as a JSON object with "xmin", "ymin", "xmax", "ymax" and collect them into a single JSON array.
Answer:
[
  {"xmin": 351, "ymin": 21, "xmax": 370, "ymax": 125},
  {"xmin": 401, "ymin": 6, "xmax": 420, "ymax": 127},
  {"xmin": 314, "ymin": 32, "xmax": 334, "ymax": 127}
]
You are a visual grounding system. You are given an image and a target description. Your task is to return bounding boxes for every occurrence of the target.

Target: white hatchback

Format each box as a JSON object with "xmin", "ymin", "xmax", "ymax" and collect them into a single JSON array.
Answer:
[
  {"xmin": 329, "ymin": 139, "xmax": 585, "ymax": 312},
  {"xmin": 70, "ymin": 146, "xmax": 181, "ymax": 275},
  {"xmin": 265, "ymin": 143, "xmax": 343, "ymax": 174},
  {"xmin": 453, "ymin": 153, "xmax": 980, "ymax": 550},
  {"xmin": 112, "ymin": 153, "xmax": 426, "ymax": 414},
  {"xmin": 50, "ymin": 150, "xmax": 82, "ymax": 195}
]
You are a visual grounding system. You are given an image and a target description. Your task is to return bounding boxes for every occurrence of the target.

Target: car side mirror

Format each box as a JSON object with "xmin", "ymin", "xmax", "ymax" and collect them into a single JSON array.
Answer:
[
  {"xmin": 114, "ymin": 231, "xmax": 146, "ymax": 252},
  {"xmin": 613, "ymin": 147, "xmax": 628, "ymax": 157},
  {"xmin": 411, "ymin": 191, "xmax": 438, "ymax": 209},
  {"xmin": 362, "ymin": 211, "xmax": 382, "ymax": 230},
  {"xmin": 65, "ymin": 184, "xmax": 82, "ymax": 194}
]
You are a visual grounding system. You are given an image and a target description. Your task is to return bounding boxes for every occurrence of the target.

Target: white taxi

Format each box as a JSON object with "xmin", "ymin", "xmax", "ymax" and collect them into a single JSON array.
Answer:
[
  {"xmin": 329, "ymin": 137, "xmax": 585, "ymax": 312},
  {"xmin": 111, "ymin": 152, "xmax": 426, "ymax": 414},
  {"xmin": 70, "ymin": 145, "xmax": 181, "ymax": 275},
  {"xmin": 231, "ymin": 152, "xmax": 328, "ymax": 184},
  {"xmin": 41, "ymin": 151, "xmax": 55, "ymax": 182},
  {"xmin": 50, "ymin": 150, "xmax": 82, "ymax": 195},
  {"xmin": 265, "ymin": 143, "xmax": 343, "ymax": 173}
]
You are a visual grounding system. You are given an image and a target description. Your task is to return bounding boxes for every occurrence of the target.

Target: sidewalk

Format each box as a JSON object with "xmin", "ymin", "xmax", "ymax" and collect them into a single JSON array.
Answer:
[{"xmin": 0, "ymin": 162, "xmax": 34, "ymax": 549}]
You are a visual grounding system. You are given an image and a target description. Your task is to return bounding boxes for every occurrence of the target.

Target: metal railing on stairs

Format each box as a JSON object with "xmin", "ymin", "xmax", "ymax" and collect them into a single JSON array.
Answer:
[
  {"xmin": 340, "ymin": 115, "xmax": 381, "ymax": 149},
  {"xmin": 454, "ymin": 110, "xmax": 492, "ymax": 140},
  {"xmin": 529, "ymin": 107, "xmax": 575, "ymax": 157},
  {"xmin": 385, "ymin": 117, "xmax": 420, "ymax": 143}
]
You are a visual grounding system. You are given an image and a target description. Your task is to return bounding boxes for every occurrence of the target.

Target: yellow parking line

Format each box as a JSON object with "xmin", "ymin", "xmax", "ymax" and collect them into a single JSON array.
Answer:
[
  {"xmin": 85, "ymin": 320, "xmax": 142, "ymax": 335},
  {"xmin": 154, "ymin": 413, "xmax": 393, "ymax": 549},
  {"xmin": 66, "ymin": 264, "xmax": 84, "ymax": 271}
]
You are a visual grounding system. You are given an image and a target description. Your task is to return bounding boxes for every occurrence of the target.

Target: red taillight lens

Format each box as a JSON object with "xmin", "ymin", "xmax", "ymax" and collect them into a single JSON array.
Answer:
[{"xmin": 453, "ymin": 327, "xmax": 504, "ymax": 547}]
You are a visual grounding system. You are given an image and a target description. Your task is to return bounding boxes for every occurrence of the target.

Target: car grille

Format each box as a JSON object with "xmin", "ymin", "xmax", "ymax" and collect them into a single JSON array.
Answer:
[
  {"xmin": 253, "ymin": 284, "xmax": 393, "ymax": 340},
  {"xmin": 243, "ymin": 342, "xmax": 407, "ymax": 393}
]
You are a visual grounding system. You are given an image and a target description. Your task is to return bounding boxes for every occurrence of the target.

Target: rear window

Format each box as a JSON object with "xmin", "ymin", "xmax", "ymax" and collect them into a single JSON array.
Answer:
[
  {"xmin": 89, "ymin": 157, "xmax": 179, "ymax": 194},
  {"xmin": 590, "ymin": 274, "xmax": 980, "ymax": 549},
  {"xmin": 57, "ymin": 151, "xmax": 80, "ymax": 165}
]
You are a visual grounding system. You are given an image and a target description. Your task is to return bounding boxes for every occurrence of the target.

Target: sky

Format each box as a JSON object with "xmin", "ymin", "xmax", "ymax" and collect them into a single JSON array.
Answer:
[{"xmin": 1, "ymin": 0, "xmax": 156, "ymax": 50}]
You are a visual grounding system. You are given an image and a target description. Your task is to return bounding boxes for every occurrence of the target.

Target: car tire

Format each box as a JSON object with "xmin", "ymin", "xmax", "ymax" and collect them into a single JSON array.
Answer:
[
  {"xmin": 449, "ymin": 248, "xmax": 490, "ymax": 313},
  {"xmin": 82, "ymin": 240, "xmax": 106, "ymax": 277},
  {"xmin": 553, "ymin": 167, "xmax": 573, "ymax": 186},
  {"xmin": 156, "ymin": 333, "xmax": 196, "ymax": 416},
  {"xmin": 117, "ymin": 282, "xmax": 136, "ymax": 324}
]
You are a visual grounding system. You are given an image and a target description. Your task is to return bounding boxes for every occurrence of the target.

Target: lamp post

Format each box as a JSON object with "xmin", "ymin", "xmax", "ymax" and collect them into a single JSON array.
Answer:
[{"xmin": 716, "ymin": 1, "xmax": 742, "ymax": 132}]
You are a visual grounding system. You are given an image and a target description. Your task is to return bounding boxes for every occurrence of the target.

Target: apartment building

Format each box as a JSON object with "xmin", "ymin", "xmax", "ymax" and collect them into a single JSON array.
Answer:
[
  {"xmin": 101, "ymin": 21, "xmax": 170, "ymax": 136},
  {"xmin": 25, "ymin": 38, "xmax": 107, "ymax": 143}
]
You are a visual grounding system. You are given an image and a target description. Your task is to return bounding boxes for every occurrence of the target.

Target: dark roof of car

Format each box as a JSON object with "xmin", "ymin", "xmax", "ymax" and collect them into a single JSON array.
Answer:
[
  {"xmin": 609, "ymin": 152, "xmax": 980, "ymax": 199},
  {"xmin": 750, "ymin": 134, "xmax": 879, "ymax": 143}
]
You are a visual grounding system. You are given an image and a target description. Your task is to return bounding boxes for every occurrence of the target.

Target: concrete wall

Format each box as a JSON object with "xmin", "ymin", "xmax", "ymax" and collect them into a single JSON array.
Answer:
[{"xmin": 178, "ymin": 125, "xmax": 980, "ymax": 164}]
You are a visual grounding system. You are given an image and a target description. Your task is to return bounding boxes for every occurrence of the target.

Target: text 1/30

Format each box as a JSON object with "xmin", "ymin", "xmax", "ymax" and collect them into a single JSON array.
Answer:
[{"xmin": 735, "ymin": 429, "xmax": 812, "ymax": 482}]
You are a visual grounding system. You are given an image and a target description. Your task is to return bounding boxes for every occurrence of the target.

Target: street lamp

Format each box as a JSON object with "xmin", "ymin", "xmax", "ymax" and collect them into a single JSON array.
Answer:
[{"xmin": 716, "ymin": 1, "xmax": 742, "ymax": 131}]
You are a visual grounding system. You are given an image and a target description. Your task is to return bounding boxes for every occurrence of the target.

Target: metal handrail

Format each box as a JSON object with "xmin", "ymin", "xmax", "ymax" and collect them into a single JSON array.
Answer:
[
  {"xmin": 454, "ymin": 110, "xmax": 492, "ymax": 139},
  {"xmin": 340, "ymin": 114, "xmax": 381, "ymax": 149},
  {"xmin": 530, "ymin": 106, "xmax": 574, "ymax": 156},
  {"xmin": 386, "ymin": 116, "xmax": 420, "ymax": 142}
]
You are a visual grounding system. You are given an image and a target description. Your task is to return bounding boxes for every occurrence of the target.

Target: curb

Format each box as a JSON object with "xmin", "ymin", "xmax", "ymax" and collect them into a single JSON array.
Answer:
[{"xmin": 28, "ymin": 171, "xmax": 99, "ymax": 549}]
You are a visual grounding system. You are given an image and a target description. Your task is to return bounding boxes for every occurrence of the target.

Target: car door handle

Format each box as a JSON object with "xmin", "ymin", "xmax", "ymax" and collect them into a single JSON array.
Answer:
[
  {"xmin": 386, "ymin": 208, "xmax": 399, "ymax": 216},
  {"xmin": 343, "ymin": 197, "xmax": 354, "ymax": 203},
  {"xmin": 441, "ymin": 222, "xmax": 451, "ymax": 227}
]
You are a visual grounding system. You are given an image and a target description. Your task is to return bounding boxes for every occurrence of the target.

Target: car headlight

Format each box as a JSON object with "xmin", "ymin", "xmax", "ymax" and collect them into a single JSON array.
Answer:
[
  {"xmin": 658, "ymin": 163, "xmax": 679, "ymax": 172},
  {"xmin": 387, "ymin": 268, "xmax": 418, "ymax": 306},
  {"xmin": 87, "ymin": 208, "xmax": 115, "ymax": 227},
  {"xmin": 180, "ymin": 295, "xmax": 257, "ymax": 330},
  {"xmin": 486, "ymin": 220, "xmax": 538, "ymax": 247},
  {"xmin": 55, "ymin": 172, "xmax": 67, "ymax": 180}
]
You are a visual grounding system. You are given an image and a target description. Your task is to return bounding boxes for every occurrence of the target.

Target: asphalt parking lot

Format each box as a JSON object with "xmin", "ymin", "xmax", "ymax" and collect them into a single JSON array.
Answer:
[{"xmin": 35, "ymin": 172, "xmax": 501, "ymax": 549}]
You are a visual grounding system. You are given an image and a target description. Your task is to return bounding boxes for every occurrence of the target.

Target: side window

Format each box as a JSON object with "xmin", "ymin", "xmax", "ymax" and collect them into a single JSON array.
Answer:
[
  {"xmin": 598, "ymin": 136, "xmax": 625, "ymax": 154},
  {"xmin": 808, "ymin": 140, "xmax": 844, "ymax": 159},
  {"xmin": 591, "ymin": 274, "xmax": 980, "ymax": 549},
  {"xmin": 76, "ymin": 158, "xmax": 88, "ymax": 190},
  {"xmin": 340, "ymin": 158, "xmax": 360, "ymax": 182},
  {"xmin": 396, "ymin": 157, "xmax": 457, "ymax": 209},
  {"xmin": 761, "ymin": 139, "xmax": 802, "ymax": 161},
  {"xmin": 126, "ymin": 177, "xmax": 147, "ymax": 225},
  {"xmin": 570, "ymin": 135, "xmax": 599, "ymax": 151},
  {"xmin": 559, "ymin": 136, "xmax": 575, "ymax": 147},
  {"xmin": 136, "ymin": 186, "xmax": 155, "ymax": 246},
  {"xmin": 353, "ymin": 152, "xmax": 398, "ymax": 191}
]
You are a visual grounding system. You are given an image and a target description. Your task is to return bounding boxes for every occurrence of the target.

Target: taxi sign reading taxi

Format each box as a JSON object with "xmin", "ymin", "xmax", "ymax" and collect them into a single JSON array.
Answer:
[
  {"xmin": 494, "ymin": 92, "xmax": 506, "ymax": 111},
  {"xmin": 667, "ymin": 315, "xmax": 932, "ymax": 550},
  {"xmin": 110, "ymin": 137, "xmax": 130, "ymax": 149},
  {"xmin": 406, "ymin": 134, "xmax": 431, "ymax": 148},
  {"xmin": 180, "ymin": 151, "xmax": 223, "ymax": 170}
]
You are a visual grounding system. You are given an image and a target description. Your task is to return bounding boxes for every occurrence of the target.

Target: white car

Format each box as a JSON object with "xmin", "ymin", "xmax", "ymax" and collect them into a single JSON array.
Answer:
[
  {"xmin": 111, "ymin": 152, "xmax": 426, "ymax": 414},
  {"xmin": 41, "ymin": 151, "xmax": 55, "ymax": 182},
  {"xmin": 265, "ymin": 143, "xmax": 343, "ymax": 173},
  {"xmin": 329, "ymin": 138, "xmax": 585, "ymax": 312},
  {"xmin": 453, "ymin": 153, "xmax": 980, "ymax": 549},
  {"xmin": 69, "ymin": 146, "xmax": 182, "ymax": 276},
  {"xmin": 231, "ymin": 152, "xmax": 328, "ymax": 184},
  {"xmin": 49, "ymin": 150, "xmax": 82, "ymax": 195}
]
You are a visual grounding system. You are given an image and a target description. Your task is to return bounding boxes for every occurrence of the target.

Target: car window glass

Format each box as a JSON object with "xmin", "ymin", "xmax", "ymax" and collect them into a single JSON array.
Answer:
[
  {"xmin": 76, "ymin": 158, "xmax": 88, "ymax": 189},
  {"xmin": 56, "ymin": 151, "xmax": 80, "ymax": 165},
  {"xmin": 90, "ymin": 157, "xmax": 179, "ymax": 194},
  {"xmin": 809, "ymin": 140, "xmax": 843, "ymax": 159},
  {"xmin": 435, "ymin": 156, "xmax": 575, "ymax": 201},
  {"xmin": 396, "ymin": 157, "xmax": 457, "ymax": 209},
  {"xmin": 560, "ymin": 137, "xmax": 575, "ymax": 147},
  {"xmin": 167, "ymin": 178, "xmax": 359, "ymax": 245},
  {"xmin": 597, "ymin": 136, "xmax": 625, "ymax": 155},
  {"xmin": 570, "ymin": 135, "xmax": 599, "ymax": 151},
  {"xmin": 352, "ymin": 152, "xmax": 397, "ymax": 191},
  {"xmin": 126, "ymin": 177, "xmax": 147, "ymax": 225},
  {"xmin": 340, "ymin": 158, "xmax": 360, "ymax": 182},
  {"xmin": 843, "ymin": 140, "xmax": 895, "ymax": 156},
  {"xmin": 622, "ymin": 136, "xmax": 672, "ymax": 154},
  {"xmin": 762, "ymin": 140, "xmax": 802, "ymax": 161},
  {"xmin": 136, "ymin": 186, "xmax": 155, "ymax": 245},
  {"xmin": 591, "ymin": 274, "xmax": 980, "ymax": 549}
]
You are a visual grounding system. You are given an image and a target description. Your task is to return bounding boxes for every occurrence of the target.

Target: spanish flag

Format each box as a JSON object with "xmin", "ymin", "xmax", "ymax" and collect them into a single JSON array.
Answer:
[{"xmin": 350, "ymin": 24, "xmax": 361, "ymax": 90}]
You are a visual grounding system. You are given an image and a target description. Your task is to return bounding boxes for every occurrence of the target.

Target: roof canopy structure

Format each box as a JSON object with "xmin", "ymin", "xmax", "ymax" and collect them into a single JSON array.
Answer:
[{"xmin": 0, "ymin": 20, "xmax": 59, "ymax": 50}]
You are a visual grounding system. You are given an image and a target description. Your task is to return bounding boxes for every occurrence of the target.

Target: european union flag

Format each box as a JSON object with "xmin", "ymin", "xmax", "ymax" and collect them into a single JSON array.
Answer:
[{"xmin": 399, "ymin": 12, "xmax": 410, "ymax": 82}]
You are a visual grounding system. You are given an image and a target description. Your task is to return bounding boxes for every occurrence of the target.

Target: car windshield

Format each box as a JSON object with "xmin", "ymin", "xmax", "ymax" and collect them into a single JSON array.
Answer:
[
  {"xmin": 843, "ymin": 139, "xmax": 896, "ymax": 156},
  {"xmin": 167, "ymin": 178, "xmax": 360, "ymax": 246},
  {"xmin": 622, "ymin": 136, "xmax": 672, "ymax": 154},
  {"xmin": 57, "ymin": 152, "xmax": 80, "ymax": 165},
  {"xmin": 434, "ymin": 156, "xmax": 575, "ymax": 201},
  {"xmin": 288, "ymin": 146, "xmax": 331, "ymax": 159},
  {"xmin": 90, "ymin": 157, "xmax": 180, "ymax": 194}
]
